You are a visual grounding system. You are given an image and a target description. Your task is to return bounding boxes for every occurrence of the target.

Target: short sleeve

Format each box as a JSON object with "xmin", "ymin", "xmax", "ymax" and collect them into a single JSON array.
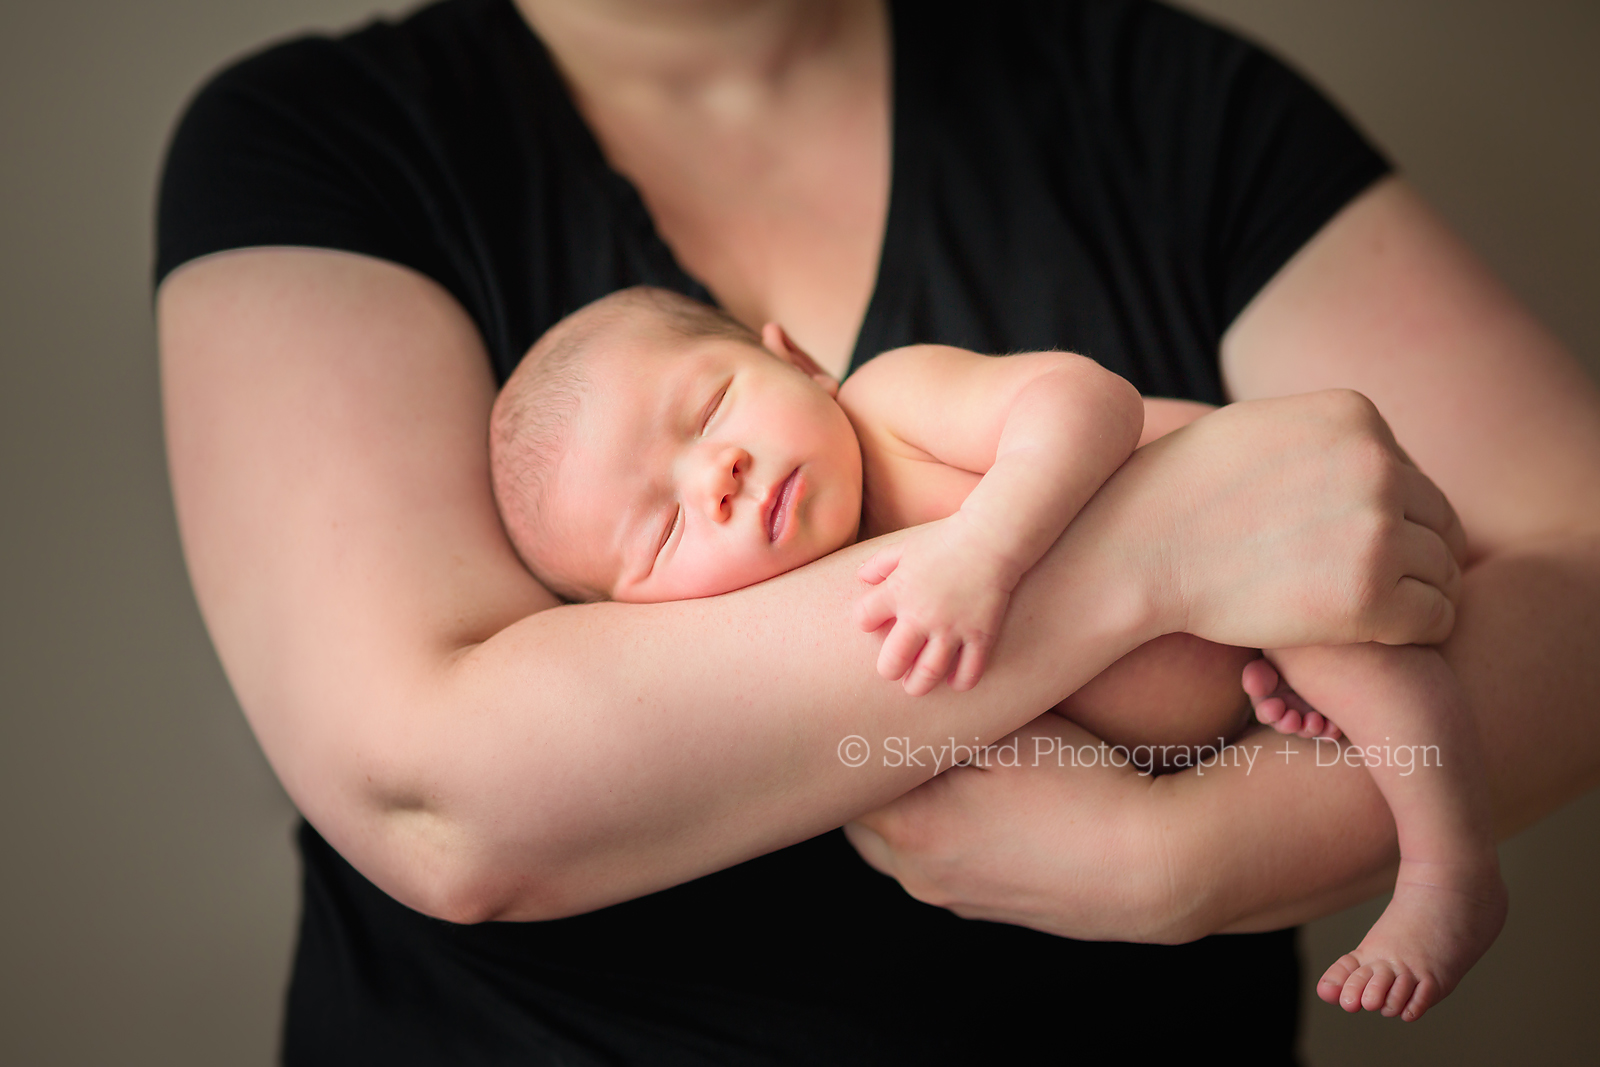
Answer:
[
  {"xmin": 1118, "ymin": 1, "xmax": 1390, "ymax": 325},
  {"xmin": 154, "ymin": 33, "xmax": 461, "ymax": 297},
  {"xmin": 1177, "ymin": 12, "xmax": 1393, "ymax": 324}
]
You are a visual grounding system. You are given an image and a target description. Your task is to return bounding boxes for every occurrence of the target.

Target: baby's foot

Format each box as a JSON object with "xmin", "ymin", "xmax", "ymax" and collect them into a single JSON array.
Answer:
[
  {"xmin": 1318, "ymin": 854, "xmax": 1508, "ymax": 1021},
  {"xmin": 1241, "ymin": 658, "xmax": 1341, "ymax": 740}
]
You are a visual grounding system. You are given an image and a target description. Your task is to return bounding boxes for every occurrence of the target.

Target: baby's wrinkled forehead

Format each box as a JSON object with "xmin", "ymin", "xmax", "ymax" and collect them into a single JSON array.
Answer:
[{"xmin": 568, "ymin": 324, "xmax": 707, "ymax": 436}]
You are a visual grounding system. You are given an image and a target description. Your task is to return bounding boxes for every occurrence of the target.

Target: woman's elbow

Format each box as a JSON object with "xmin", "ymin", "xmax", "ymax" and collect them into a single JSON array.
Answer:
[
  {"xmin": 351, "ymin": 799, "xmax": 584, "ymax": 925},
  {"xmin": 296, "ymin": 735, "xmax": 585, "ymax": 925}
]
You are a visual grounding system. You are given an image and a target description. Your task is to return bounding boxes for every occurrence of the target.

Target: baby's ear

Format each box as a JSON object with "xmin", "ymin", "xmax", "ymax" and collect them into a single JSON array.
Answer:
[{"xmin": 761, "ymin": 323, "xmax": 838, "ymax": 397}]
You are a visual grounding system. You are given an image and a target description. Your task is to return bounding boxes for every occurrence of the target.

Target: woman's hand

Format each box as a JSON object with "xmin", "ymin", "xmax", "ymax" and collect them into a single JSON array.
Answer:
[
  {"xmin": 1079, "ymin": 389, "xmax": 1466, "ymax": 652},
  {"xmin": 846, "ymin": 714, "xmax": 1403, "ymax": 944},
  {"xmin": 846, "ymin": 715, "xmax": 1204, "ymax": 943}
]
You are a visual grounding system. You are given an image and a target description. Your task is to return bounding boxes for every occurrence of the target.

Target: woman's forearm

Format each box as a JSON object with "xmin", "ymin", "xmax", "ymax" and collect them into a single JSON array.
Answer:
[
  {"xmin": 392, "ymin": 525, "xmax": 1155, "ymax": 923},
  {"xmin": 328, "ymin": 401, "xmax": 1456, "ymax": 927}
]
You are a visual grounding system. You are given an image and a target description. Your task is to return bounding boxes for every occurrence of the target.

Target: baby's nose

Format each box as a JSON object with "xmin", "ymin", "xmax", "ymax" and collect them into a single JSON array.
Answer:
[{"xmin": 695, "ymin": 444, "xmax": 750, "ymax": 522}]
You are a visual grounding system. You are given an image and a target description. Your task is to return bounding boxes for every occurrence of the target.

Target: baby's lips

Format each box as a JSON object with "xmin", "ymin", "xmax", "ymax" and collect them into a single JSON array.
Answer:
[{"xmin": 763, "ymin": 466, "xmax": 802, "ymax": 543}]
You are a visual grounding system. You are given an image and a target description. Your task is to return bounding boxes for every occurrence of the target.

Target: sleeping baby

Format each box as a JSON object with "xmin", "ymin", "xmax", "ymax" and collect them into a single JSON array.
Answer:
[{"xmin": 488, "ymin": 286, "xmax": 1505, "ymax": 1022}]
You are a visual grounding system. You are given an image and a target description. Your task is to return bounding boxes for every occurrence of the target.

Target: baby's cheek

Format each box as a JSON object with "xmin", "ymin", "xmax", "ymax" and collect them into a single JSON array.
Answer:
[{"xmin": 688, "ymin": 549, "xmax": 803, "ymax": 598}]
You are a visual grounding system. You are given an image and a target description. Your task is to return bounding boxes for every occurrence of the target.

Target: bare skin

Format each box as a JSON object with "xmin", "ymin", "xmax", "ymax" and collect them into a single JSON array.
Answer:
[
  {"xmin": 520, "ymin": 0, "xmax": 889, "ymax": 376},
  {"xmin": 848, "ymin": 179, "xmax": 1600, "ymax": 963},
  {"xmin": 154, "ymin": 0, "xmax": 1577, "ymax": 975},
  {"xmin": 1132, "ymin": 403, "xmax": 1510, "ymax": 1021},
  {"xmin": 161, "ymin": 247, "xmax": 1458, "ymax": 924},
  {"xmin": 494, "ymin": 294, "xmax": 1248, "ymax": 736},
  {"xmin": 504, "ymin": 290, "xmax": 1507, "ymax": 1019},
  {"xmin": 1247, "ymin": 647, "xmax": 1506, "ymax": 1020}
]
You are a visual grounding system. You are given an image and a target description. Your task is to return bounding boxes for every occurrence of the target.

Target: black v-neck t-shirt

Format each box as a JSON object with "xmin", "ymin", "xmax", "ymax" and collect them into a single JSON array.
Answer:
[{"xmin": 157, "ymin": 1, "xmax": 1387, "ymax": 1062}]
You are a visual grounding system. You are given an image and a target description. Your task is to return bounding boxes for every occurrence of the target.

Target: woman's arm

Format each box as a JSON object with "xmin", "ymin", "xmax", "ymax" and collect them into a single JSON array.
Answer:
[
  {"xmin": 158, "ymin": 241, "xmax": 1462, "ymax": 925},
  {"xmin": 1206, "ymin": 175, "xmax": 1600, "ymax": 927},
  {"xmin": 847, "ymin": 177, "xmax": 1600, "ymax": 940}
]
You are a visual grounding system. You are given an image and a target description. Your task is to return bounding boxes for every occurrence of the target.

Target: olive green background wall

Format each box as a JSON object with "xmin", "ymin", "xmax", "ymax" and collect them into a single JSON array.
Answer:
[{"xmin": 2, "ymin": 1, "xmax": 1595, "ymax": 1063}]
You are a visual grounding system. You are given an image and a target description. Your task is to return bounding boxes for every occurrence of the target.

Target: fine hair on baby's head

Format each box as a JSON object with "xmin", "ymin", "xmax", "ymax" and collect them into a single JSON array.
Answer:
[{"xmin": 490, "ymin": 286, "xmax": 762, "ymax": 601}]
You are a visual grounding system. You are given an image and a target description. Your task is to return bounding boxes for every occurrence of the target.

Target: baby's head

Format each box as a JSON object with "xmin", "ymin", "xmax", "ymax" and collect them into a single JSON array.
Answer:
[{"xmin": 491, "ymin": 287, "xmax": 863, "ymax": 603}]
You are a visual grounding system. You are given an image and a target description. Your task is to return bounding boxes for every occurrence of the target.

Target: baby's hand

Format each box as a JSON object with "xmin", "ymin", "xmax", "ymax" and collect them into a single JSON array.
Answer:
[{"xmin": 853, "ymin": 518, "xmax": 1017, "ymax": 696}]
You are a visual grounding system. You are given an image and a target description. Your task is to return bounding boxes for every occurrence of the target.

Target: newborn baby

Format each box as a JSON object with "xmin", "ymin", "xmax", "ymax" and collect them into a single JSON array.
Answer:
[{"xmin": 490, "ymin": 286, "xmax": 1505, "ymax": 1022}]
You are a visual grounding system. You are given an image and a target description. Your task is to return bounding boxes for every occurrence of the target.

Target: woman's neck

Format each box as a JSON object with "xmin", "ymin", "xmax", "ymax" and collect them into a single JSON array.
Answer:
[
  {"xmin": 512, "ymin": 0, "xmax": 891, "ymax": 376},
  {"xmin": 514, "ymin": 0, "xmax": 865, "ymax": 120}
]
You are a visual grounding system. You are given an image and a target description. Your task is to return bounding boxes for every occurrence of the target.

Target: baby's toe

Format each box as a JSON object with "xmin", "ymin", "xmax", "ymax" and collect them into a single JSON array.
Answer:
[
  {"xmin": 1254, "ymin": 696, "xmax": 1286, "ymax": 726},
  {"xmin": 1340, "ymin": 964, "xmax": 1376, "ymax": 1013},
  {"xmin": 1318, "ymin": 954, "xmax": 1360, "ymax": 1006},
  {"xmin": 1401, "ymin": 976, "xmax": 1441, "ymax": 1022},
  {"xmin": 1360, "ymin": 961, "xmax": 1397, "ymax": 1012},
  {"xmin": 1241, "ymin": 658, "xmax": 1280, "ymax": 699},
  {"xmin": 1381, "ymin": 970, "xmax": 1419, "ymax": 1018}
]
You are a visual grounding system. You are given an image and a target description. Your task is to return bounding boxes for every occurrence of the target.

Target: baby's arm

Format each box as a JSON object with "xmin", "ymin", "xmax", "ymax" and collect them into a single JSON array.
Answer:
[{"xmin": 839, "ymin": 346, "xmax": 1143, "ymax": 694}]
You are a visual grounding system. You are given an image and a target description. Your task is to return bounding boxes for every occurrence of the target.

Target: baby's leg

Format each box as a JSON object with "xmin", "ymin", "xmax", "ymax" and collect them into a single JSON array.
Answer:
[{"xmin": 1250, "ymin": 644, "xmax": 1506, "ymax": 1022}]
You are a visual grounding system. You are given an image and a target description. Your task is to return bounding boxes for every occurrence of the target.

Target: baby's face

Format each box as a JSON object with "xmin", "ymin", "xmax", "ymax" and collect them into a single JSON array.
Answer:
[{"xmin": 544, "ymin": 330, "xmax": 862, "ymax": 602}]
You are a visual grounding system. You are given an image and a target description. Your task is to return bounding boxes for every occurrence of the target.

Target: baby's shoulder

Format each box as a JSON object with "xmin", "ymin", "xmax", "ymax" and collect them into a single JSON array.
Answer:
[{"xmin": 839, "ymin": 344, "xmax": 984, "ymax": 412}]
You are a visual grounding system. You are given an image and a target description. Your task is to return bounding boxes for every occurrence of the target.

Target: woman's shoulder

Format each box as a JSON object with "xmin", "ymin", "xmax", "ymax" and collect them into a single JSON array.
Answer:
[
  {"xmin": 873, "ymin": 0, "xmax": 1387, "ymax": 386},
  {"xmin": 160, "ymin": 0, "xmax": 551, "ymax": 188},
  {"xmin": 154, "ymin": 0, "xmax": 583, "ymax": 361},
  {"xmin": 183, "ymin": 0, "xmax": 522, "ymax": 101},
  {"xmin": 923, "ymin": 0, "xmax": 1325, "ymax": 107}
]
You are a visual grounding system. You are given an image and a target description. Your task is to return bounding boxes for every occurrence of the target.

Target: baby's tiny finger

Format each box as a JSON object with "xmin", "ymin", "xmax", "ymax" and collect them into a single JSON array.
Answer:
[
  {"xmin": 854, "ymin": 589, "xmax": 895, "ymax": 634},
  {"xmin": 905, "ymin": 636, "xmax": 956, "ymax": 697},
  {"xmin": 878, "ymin": 624, "xmax": 925, "ymax": 684},
  {"xmin": 949, "ymin": 644, "xmax": 989, "ymax": 692},
  {"xmin": 857, "ymin": 544, "xmax": 903, "ymax": 586}
]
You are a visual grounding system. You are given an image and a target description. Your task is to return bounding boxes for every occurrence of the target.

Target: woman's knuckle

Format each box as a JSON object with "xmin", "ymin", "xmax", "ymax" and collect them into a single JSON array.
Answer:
[
  {"xmin": 1326, "ymin": 387, "xmax": 1379, "ymax": 424},
  {"xmin": 902, "ymin": 868, "xmax": 955, "ymax": 908},
  {"xmin": 1341, "ymin": 436, "xmax": 1391, "ymax": 489},
  {"xmin": 871, "ymin": 806, "xmax": 912, "ymax": 848}
]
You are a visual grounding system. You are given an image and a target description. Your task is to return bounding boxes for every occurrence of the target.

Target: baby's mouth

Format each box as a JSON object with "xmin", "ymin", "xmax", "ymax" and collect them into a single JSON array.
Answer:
[{"xmin": 764, "ymin": 467, "xmax": 802, "ymax": 544}]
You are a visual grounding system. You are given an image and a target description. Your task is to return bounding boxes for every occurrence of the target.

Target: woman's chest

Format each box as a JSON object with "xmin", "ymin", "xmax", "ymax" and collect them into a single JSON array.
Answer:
[
  {"xmin": 593, "ymin": 110, "xmax": 889, "ymax": 380},
  {"xmin": 555, "ymin": 0, "xmax": 892, "ymax": 380}
]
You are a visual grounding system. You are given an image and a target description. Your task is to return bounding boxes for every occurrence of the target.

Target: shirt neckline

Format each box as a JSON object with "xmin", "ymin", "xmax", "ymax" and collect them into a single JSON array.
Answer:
[{"xmin": 502, "ymin": 0, "xmax": 909, "ymax": 381}]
